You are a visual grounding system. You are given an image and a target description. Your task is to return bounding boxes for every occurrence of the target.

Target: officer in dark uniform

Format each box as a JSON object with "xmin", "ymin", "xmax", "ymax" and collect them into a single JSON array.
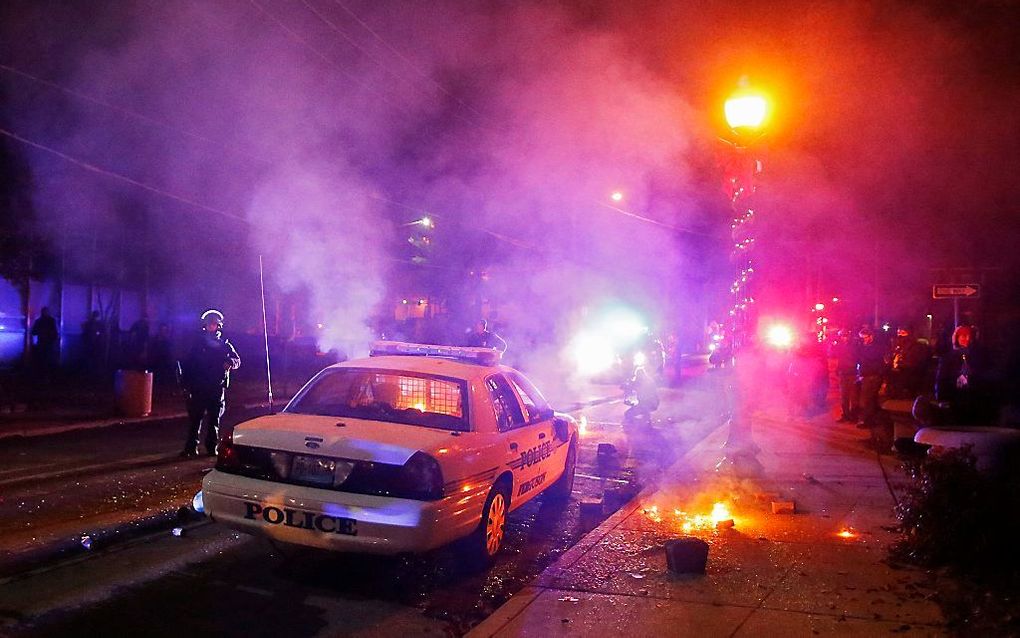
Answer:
[
  {"xmin": 466, "ymin": 319, "xmax": 507, "ymax": 353},
  {"xmin": 179, "ymin": 310, "xmax": 240, "ymax": 457},
  {"xmin": 855, "ymin": 326, "xmax": 888, "ymax": 428}
]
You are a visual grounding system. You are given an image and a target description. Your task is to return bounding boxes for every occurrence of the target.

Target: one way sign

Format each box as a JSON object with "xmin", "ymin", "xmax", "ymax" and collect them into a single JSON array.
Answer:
[{"xmin": 932, "ymin": 284, "xmax": 980, "ymax": 299}]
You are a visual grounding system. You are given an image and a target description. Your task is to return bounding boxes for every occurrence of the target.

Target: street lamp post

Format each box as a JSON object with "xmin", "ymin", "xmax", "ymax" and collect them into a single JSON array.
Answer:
[
  {"xmin": 721, "ymin": 83, "xmax": 768, "ymax": 352},
  {"xmin": 718, "ymin": 80, "xmax": 770, "ymax": 458}
]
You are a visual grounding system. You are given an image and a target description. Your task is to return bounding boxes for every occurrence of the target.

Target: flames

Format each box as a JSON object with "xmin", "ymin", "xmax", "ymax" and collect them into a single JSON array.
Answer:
[{"xmin": 643, "ymin": 501, "xmax": 736, "ymax": 531}]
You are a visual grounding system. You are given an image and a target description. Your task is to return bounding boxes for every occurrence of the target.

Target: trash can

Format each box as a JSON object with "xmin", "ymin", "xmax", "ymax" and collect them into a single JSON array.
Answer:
[{"xmin": 114, "ymin": 369, "xmax": 153, "ymax": 417}]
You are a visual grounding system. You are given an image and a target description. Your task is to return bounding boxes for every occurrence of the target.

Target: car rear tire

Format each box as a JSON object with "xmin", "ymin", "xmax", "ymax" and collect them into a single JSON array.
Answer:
[
  {"xmin": 544, "ymin": 441, "xmax": 576, "ymax": 502},
  {"xmin": 472, "ymin": 484, "xmax": 509, "ymax": 566}
]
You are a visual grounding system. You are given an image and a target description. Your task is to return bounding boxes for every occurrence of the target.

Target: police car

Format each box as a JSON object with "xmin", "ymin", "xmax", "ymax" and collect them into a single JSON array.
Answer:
[{"xmin": 200, "ymin": 341, "xmax": 578, "ymax": 563}]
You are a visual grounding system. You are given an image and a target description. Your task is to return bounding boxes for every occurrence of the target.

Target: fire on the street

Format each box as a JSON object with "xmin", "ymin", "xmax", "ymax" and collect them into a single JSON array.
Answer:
[{"xmin": 642, "ymin": 501, "xmax": 738, "ymax": 532}]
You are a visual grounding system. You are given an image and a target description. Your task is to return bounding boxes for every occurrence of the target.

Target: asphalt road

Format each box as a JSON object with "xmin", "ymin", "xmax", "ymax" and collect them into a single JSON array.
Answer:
[{"xmin": 0, "ymin": 370, "xmax": 724, "ymax": 637}]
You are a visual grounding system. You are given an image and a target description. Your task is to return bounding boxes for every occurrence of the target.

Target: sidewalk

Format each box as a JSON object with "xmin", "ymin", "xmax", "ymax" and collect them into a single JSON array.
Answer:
[
  {"xmin": 469, "ymin": 409, "xmax": 946, "ymax": 637},
  {"xmin": 0, "ymin": 380, "xmax": 283, "ymax": 440}
]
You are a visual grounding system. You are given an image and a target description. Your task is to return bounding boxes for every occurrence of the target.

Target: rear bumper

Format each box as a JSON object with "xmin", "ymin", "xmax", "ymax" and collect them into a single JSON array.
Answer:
[{"xmin": 201, "ymin": 470, "xmax": 487, "ymax": 554}]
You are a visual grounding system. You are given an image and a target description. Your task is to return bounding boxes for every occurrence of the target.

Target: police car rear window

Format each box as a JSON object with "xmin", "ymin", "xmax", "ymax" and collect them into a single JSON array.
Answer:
[{"xmin": 286, "ymin": 368, "xmax": 469, "ymax": 431}]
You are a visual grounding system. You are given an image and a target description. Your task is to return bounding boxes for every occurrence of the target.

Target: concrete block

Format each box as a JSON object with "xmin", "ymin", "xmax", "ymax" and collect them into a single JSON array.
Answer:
[
  {"xmin": 665, "ymin": 537, "xmax": 709, "ymax": 574},
  {"xmin": 771, "ymin": 500, "xmax": 796, "ymax": 515}
]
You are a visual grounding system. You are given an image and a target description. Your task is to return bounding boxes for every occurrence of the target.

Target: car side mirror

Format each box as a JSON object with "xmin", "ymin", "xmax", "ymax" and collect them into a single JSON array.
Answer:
[
  {"xmin": 534, "ymin": 407, "xmax": 555, "ymax": 422},
  {"xmin": 553, "ymin": 416, "xmax": 570, "ymax": 441}
]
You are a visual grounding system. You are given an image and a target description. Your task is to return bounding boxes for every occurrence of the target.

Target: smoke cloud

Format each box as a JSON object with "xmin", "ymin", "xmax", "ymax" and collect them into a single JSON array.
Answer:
[{"xmin": 1, "ymin": 0, "xmax": 1017, "ymax": 362}]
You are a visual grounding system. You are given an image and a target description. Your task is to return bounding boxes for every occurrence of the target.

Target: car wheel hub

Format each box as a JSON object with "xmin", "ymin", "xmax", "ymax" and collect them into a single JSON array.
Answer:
[{"xmin": 486, "ymin": 493, "xmax": 506, "ymax": 556}]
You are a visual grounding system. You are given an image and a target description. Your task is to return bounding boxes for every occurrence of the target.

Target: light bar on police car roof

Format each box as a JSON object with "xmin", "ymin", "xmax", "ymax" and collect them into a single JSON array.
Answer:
[{"xmin": 370, "ymin": 341, "xmax": 502, "ymax": 365}]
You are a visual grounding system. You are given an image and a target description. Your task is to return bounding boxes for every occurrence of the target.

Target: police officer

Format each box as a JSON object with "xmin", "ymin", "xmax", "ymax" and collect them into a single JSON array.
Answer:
[
  {"xmin": 466, "ymin": 319, "xmax": 507, "ymax": 353},
  {"xmin": 855, "ymin": 326, "xmax": 888, "ymax": 428},
  {"xmin": 179, "ymin": 310, "xmax": 240, "ymax": 457}
]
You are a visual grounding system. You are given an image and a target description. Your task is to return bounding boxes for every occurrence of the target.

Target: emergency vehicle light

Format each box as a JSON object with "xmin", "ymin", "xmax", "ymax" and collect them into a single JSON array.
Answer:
[{"xmin": 370, "ymin": 341, "xmax": 502, "ymax": 366}]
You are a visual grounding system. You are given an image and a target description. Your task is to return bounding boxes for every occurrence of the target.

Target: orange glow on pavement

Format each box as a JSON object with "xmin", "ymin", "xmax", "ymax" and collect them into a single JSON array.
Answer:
[{"xmin": 644, "ymin": 500, "xmax": 740, "ymax": 531}]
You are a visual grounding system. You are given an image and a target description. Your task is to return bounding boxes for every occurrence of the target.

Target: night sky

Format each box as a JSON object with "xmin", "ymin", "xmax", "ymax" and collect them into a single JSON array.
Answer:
[{"xmin": 1, "ymin": 0, "xmax": 1018, "ymax": 352}]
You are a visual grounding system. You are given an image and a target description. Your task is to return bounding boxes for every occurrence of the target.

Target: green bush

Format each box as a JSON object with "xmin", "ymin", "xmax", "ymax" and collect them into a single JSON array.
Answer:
[{"xmin": 893, "ymin": 447, "xmax": 1020, "ymax": 574}]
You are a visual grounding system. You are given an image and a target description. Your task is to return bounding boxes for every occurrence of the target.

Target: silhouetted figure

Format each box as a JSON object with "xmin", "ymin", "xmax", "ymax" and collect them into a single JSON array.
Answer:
[
  {"xmin": 830, "ymin": 330, "xmax": 859, "ymax": 422},
  {"xmin": 149, "ymin": 323, "xmax": 174, "ymax": 384},
  {"xmin": 623, "ymin": 366, "xmax": 660, "ymax": 424},
  {"xmin": 888, "ymin": 326, "xmax": 930, "ymax": 399},
  {"xmin": 465, "ymin": 319, "xmax": 507, "ymax": 353},
  {"xmin": 81, "ymin": 310, "xmax": 105, "ymax": 372},
  {"xmin": 179, "ymin": 310, "xmax": 240, "ymax": 457},
  {"xmin": 856, "ymin": 326, "xmax": 888, "ymax": 428},
  {"xmin": 787, "ymin": 338, "xmax": 828, "ymax": 415},
  {"xmin": 30, "ymin": 307, "xmax": 59, "ymax": 379},
  {"xmin": 127, "ymin": 313, "xmax": 151, "ymax": 370}
]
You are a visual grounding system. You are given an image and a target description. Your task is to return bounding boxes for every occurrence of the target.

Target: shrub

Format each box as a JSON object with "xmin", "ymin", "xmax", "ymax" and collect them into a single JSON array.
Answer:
[{"xmin": 893, "ymin": 447, "xmax": 1020, "ymax": 574}]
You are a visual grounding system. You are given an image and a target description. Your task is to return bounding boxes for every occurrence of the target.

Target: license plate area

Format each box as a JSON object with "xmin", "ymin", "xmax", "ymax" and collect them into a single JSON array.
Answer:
[{"xmin": 292, "ymin": 454, "xmax": 336, "ymax": 486}]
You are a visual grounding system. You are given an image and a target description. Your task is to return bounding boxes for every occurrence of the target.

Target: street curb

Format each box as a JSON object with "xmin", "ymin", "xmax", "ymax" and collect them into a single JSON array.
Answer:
[
  {"xmin": 467, "ymin": 417, "xmax": 732, "ymax": 638},
  {"xmin": 0, "ymin": 507, "xmax": 208, "ymax": 583}
]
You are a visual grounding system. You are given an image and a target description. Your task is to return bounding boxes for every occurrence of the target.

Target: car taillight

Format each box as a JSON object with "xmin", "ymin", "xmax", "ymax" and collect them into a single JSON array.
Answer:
[
  {"xmin": 397, "ymin": 452, "xmax": 444, "ymax": 501},
  {"xmin": 216, "ymin": 439, "xmax": 241, "ymax": 471}
]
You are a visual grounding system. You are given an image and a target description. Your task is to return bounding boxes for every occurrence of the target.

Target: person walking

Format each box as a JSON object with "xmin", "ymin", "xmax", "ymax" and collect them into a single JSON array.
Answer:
[
  {"xmin": 179, "ymin": 310, "xmax": 240, "ymax": 457},
  {"xmin": 856, "ymin": 326, "xmax": 888, "ymax": 428}
]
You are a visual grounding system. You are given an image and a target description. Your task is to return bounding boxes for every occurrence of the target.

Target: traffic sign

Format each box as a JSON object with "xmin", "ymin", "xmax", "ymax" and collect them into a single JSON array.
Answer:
[{"xmin": 932, "ymin": 284, "xmax": 980, "ymax": 299}]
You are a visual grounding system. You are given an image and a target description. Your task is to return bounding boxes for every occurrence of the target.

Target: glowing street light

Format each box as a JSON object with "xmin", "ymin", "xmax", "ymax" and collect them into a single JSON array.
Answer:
[
  {"xmin": 610, "ymin": 191, "xmax": 624, "ymax": 203},
  {"xmin": 765, "ymin": 323, "xmax": 794, "ymax": 349},
  {"xmin": 724, "ymin": 90, "xmax": 769, "ymax": 132}
]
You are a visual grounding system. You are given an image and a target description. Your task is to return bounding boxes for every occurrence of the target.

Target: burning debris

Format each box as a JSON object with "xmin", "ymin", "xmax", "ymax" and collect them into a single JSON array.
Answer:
[{"xmin": 642, "ymin": 501, "xmax": 737, "ymax": 532}]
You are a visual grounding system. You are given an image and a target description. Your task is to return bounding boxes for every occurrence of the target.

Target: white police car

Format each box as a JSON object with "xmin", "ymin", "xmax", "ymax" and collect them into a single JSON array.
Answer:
[{"xmin": 201, "ymin": 342, "xmax": 578, "ymax": 563}]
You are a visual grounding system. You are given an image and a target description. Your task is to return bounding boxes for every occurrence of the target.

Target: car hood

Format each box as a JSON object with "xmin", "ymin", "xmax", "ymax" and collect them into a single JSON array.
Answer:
[{"xmin": 231, "ymin": 413, "xmax": 456, "ymax": 465}]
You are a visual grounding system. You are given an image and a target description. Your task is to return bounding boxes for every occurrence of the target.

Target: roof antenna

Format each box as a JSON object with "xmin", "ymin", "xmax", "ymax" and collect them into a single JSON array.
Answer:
[{"xmin": 259, "ymin": 254, "xmax": 275, "ymax": 414}]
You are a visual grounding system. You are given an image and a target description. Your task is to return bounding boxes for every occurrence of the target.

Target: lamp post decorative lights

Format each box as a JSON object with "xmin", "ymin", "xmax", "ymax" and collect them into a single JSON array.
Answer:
[{"xmin": 721, "ymin": 81, "xmax": 769, "ymax": 352}]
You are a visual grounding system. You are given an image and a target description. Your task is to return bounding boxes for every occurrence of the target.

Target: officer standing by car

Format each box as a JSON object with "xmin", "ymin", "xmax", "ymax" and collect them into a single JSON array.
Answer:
[
  {"xmin": 179, "ymin": 310, "xmax": 240, "ymax": 457},
  {"xmin": 466, "ymin": 319, "xmax": 507, "ymax": 354}
]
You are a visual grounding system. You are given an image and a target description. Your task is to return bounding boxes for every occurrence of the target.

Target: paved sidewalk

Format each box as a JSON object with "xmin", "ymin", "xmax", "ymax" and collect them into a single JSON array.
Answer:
[{"xmin": 469, "ymin": 409, "xmax": 946, "ymax": 637}]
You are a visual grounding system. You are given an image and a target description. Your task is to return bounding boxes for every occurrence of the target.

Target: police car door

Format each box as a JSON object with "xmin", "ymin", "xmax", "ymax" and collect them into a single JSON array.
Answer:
[
  {"xmin": 485, "ymin": 374, "xmax": 541, "ymax": 506},
  {"xmin": 505, "ymin": 372, "xmax": 560, "ymax": 497}
]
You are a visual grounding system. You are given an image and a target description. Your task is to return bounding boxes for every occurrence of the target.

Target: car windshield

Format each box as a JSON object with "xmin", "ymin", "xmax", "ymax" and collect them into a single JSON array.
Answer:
[{"xmin": 285, "ymin": 367, "xmax": 470, "ymax": 432}]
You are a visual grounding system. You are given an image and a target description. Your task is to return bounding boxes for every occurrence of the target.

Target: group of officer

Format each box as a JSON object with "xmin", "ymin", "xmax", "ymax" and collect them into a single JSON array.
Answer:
[{"xmin": 829, "ymin": 323, "xmax": 982, "ymax": 428}]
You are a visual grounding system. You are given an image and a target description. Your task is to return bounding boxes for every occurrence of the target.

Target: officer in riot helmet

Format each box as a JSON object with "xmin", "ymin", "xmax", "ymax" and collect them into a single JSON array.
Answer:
[
  {"xmin": 179, "ymin": 310, "xmax": 240, "ymax": 457},
  {"xmin": 466, "ymin": 319, "xmax": 507, "ymax": 354}
]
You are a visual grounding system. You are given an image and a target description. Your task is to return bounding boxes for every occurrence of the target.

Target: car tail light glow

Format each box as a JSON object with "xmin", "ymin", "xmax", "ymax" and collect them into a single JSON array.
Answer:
[
  {"xmin": 216, "ymin": 439, "xmax": 241, "ymax": 471},
  {"xmin": 397, "ymin": 452, "xmax": 444, "ymax": 501}
]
